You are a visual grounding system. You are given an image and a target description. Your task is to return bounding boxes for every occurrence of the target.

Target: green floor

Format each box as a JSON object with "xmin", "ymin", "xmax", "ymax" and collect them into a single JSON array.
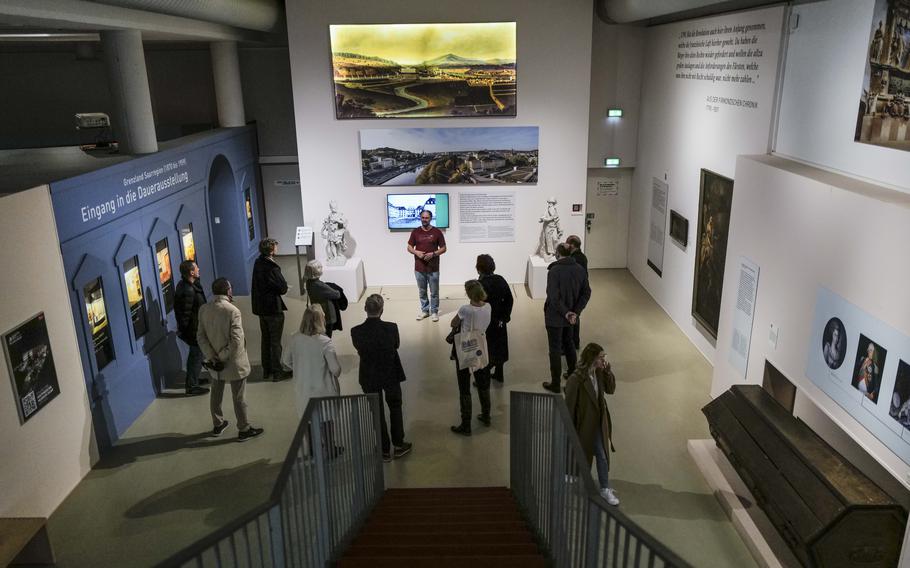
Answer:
[{"xmin": 47, "ymin": 269, "xmax": 755, "ymax": 567}]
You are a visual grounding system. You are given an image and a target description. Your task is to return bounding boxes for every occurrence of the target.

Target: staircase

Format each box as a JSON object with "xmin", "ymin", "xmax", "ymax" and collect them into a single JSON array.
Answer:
[{"xmin": 337, "ymin": 487, "xmax": 548, "ymax": 567}]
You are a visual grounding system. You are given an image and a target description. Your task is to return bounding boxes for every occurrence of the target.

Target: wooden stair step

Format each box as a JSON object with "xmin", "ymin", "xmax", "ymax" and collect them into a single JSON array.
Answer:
[
  {"xmin": 373, "ymin": 503, "xmax": 516, "ymax": 513},
  {"xmin": 383, "ymin": 487, "xmax": 510, "ymax": 495},
  {"xmin": 360, "ymin": 521, "xmax": 530, "ymax": 534},
  {"xmin": 337, "ymin": 555, "xmax": 547, "ymax": 568},
  {"xmin": 352, "ymin": 532, "xmax": 535, "ymax": 546},
  {"xmin": 343, "ymin": 543, "xmax": 540, "ymax": 557},
  {"xmin": 367, "ymin": 512, "xmax": 523, "ymax": 523}
]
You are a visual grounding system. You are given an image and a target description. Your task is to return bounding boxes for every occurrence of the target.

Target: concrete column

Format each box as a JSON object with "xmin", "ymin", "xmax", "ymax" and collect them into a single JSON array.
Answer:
[
  {"xmin": 210, "ymin": 41, "xmax": 246, "ymax": 127},
  {"xmin": 101, "ymin": 30, "xmax": 157, "ymax": 155}
]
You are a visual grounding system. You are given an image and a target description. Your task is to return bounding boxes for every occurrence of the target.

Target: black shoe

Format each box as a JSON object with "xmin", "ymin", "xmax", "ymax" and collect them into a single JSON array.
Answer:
[
  {"xmin": 451, "ymin": 423, "xmax": 472, "ymax": 436},
  {"xmin": 212, "ymin": 420, "xmax": 230, "ymax": 437},
  {"xmin": 238, "ymin": 426, "xmax": 264, "ymax": 442},
  {"xmin": 542, "ymin": 381, "xmax": 561, "ymax": 394},
  {"xmin": 185, "ymin": 386, "xmax": 209, "ymax": 396},
  {"xmin": 262, "ymin": 373, "xmax": 273, "ymax": 382},
  {"xmin": 198, "ymin": 377, "xmax": 210, "ymax": 385},
  {"xmin": 273, "ymin": 370, "xmax": 292, "ymax": 382},
  {"xmin": 393, "ymin": 442, "xmax": 413, "ymax": 458},
  {"xmin": 382, "ymin": 451, "xmax": 393, "ymax": 463},
  {"xmin": 477, "ymin": 414, "xmax": 491, "ymax": 426}
]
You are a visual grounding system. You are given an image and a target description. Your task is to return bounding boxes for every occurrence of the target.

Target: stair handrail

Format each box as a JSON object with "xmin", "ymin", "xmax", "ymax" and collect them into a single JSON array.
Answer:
[
  {"xmin": 155, "ymin": 393, "xmax": 383, "ymax": 568},
  {"xmin": 510, "ymin": 391, "xmax": 691, "ymax": 568}
]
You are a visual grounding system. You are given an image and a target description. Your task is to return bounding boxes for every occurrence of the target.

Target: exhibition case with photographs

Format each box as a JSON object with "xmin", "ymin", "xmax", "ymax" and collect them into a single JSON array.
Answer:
[
  {"xmin": 808, "ymin": 286, "xmax": 910, "ymax": 466},
  {"xmin": 3, "ymin": 312, "xmax": 61, "ymax": 423}
]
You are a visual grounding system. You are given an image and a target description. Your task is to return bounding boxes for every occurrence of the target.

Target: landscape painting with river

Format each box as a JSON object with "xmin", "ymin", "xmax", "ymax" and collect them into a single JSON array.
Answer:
[{"xmin": 330, "ymin": 22, "xmax": 517, "ymax": 119}]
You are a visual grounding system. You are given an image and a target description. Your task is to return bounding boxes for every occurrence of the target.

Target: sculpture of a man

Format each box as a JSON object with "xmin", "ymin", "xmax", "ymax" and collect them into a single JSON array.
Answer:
[
  {"xmin": 536, "ymin": 197, "xmax": 563, "ymax": 259},
  {"xmin": 321, "ymin": 200, "xmax": 348, "ymax": 265}
]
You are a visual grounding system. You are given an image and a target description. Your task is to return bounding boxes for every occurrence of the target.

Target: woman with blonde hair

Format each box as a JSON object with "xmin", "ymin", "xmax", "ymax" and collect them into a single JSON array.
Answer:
[
  {"xmin": 282, "ymin": 304, "xmax": 341, "ymax": 417},
  {"xmin": 449, "ymin": 279, "xmax": 492, "ymax": 436},
  {"xmin": 564, "ymin": 342, "xmax": 619, "ymax": 506}
]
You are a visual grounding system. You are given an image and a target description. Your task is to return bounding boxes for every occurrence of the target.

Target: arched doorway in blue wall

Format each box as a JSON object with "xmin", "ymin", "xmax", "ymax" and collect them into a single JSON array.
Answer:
[{"xmin": 207, "ymin": 155, "xmax": 248, "ymax": 293}]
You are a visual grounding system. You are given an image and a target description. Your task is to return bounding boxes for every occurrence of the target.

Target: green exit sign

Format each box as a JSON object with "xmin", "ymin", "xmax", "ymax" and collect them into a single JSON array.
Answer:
[{"xmin": 604, "ymin": 157, "xmax": 621, "ymax": 168}]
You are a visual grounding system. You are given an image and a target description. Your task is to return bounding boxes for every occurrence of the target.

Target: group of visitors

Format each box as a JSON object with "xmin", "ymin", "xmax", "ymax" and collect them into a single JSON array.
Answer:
[{"xmin": 171, "ymin": 211, "xmax": 619, "ymax": 505}]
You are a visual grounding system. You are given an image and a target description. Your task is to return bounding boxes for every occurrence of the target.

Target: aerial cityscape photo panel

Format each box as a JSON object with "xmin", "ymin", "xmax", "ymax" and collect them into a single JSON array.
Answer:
[
  {"xmin": 330, "ymin": 22, "xmax": 517, "ymax": 119},
  {"xmin": 360, "ymin": 127, "xmax": 539, "ymax": 186}
]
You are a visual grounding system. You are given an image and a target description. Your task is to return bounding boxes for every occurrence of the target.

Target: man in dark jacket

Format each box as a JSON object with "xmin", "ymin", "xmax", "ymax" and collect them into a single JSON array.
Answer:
[
  {"xmin": 174, "ymin": 260, "xmax": 209, "ymax": 396},
  {"xmin": 567, "ymin": 235, "xmax": 589, "ymax": 350},
  {"xmin": 542, "ymin": 243, "xmax": 591, "ymax": 393},
  {"xmin": 251, "ymin": 238, "xmax": 289, "ymax": 381},
  {"xmin": 350, "ymin": 294, "xmax": 412, "ymax": 462}
]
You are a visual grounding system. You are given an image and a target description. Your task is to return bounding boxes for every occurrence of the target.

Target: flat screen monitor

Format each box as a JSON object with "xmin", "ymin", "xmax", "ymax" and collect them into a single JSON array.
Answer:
[{"xmin": 387, "ymin": 193, "xmax": 449, "ymax": 229}]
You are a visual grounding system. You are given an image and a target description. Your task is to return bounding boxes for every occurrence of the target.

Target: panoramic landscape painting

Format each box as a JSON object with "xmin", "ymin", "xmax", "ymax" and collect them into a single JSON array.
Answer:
[
  {"xmin": 330, "ymin": 22, "xmax": 517, "ymax": 119},
  {"xmin": 360, "ymin": 127, "xmax": 538, "ymax": 186}
]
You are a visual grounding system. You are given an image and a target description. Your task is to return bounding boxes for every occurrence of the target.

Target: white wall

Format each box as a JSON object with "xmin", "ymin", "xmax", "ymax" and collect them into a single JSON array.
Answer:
[
  {"xmin": 628, "ymin": 6, "xmax": 785, "ymax": 362},
  {"xmin": 587, "ymin": 21, "xmax": 644, "ymax": 169},
  {"xmin": 775, "ymin": 0, "xmax": 910, "ymax": 193},
  {"xmin": 286, "ymin": 0, "xmax": 593, "ymax": 286},
  {"xmin": 713, "ymin": 154, "xmax": 910, "ymax": 496},
  {"xmin": 0, "ymin": 186, "xmax": 95, "ymax": 518}
]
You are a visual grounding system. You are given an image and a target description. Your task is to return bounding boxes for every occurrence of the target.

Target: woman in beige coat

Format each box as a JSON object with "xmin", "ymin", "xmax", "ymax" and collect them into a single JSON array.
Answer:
[{"xmin": 564, "ymin": 342, "xmax": 618, "ymax": 505}]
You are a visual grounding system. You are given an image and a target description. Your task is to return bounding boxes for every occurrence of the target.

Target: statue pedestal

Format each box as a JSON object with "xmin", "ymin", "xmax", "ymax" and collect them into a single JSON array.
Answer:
[
  {"xmin": 322, "ymin": 256, "xmax": 365, "ymax": 302},
  {"xmin": 527, "ymin": 254, "xmax": 551, "ymax": 299}
]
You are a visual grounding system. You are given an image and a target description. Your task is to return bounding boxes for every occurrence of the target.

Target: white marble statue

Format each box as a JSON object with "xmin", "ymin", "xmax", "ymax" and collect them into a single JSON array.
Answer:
[
  {"xmin": 321, "ymin": 200, "xmax": 348, "ymax": 266},
  {"xmin": 536, "ymin": 197, "xmax": 563, "ymax": 260}
]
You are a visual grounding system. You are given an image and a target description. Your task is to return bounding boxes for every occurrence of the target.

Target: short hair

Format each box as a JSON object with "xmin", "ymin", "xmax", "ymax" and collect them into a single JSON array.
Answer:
[
  {"xmin": 364, "ymin": 294, "xmax": 384, "ymax": 316},
  {"xmin": 420, "ymin": 209, "xmax": 433, "ymax": 218},
  {"xmin": 259, "ymin": 237, "xmax": 278, "ymax": 256},
  {"xmin": 301, "ymin": 304, "xmax": 326, "ymax": 336},
  {"xmin": 556, "ymin": 243, "xmax": 571, "ymax": 258},
  {"xmin": 465, "ymin": 279, "xmax": 487, "ymax": 303},
  {"xmin": 579, "ymin": 342, "xmax": 605, "ymax": 370},
  {"xmin": 566, "ymin": 235, "xmax": 582, "ymax": 248},
  {"xmin": 211, "ymin": 277, "xmax": 231, "ymax": 296},
  {"xmin": 476, "ymin": 254, "xmax": 496, "ymax": 274},
  {"xmin": 179, "ymin": 260, "xmax": 196, "ymax": 280},
  {"xmin": 303, "ymin": 259, "xmax": 323, "ymax": 280}
]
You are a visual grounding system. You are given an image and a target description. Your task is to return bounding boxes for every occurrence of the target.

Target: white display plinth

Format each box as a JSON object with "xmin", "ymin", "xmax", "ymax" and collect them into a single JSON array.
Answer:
[
  {"xmin": 322, "ymin": 256, "xmax": 365, "ymax": 303},
  {"xmin": 527, "ymin": 254, "xmax": 550, "ymax": 299},
  {"xmin": 688, "ymin": 439, "xmax": 799, "ymax": 568}
]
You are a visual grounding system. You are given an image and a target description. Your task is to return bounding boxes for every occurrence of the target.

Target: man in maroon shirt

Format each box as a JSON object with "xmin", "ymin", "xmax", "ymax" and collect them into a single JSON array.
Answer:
[{"xmin": 407, "ymin": 210, "xmax": 447, "ymax": 321}]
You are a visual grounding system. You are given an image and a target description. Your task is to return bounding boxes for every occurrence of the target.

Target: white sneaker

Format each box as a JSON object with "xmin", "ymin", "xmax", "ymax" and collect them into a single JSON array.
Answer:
[
  {"xmin": 416, "ymin": 311, "xmax": 430, "ymax": 320},
  {"xmin": 431, "ymin": 313, "xmax": 439, "ymax": 322},
  {"xmin": 601, "ymin": 488, "xmax": 620, "ymax": 506}
]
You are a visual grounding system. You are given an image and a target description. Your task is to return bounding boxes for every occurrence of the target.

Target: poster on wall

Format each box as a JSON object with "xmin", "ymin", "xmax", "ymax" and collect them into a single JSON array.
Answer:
[
  {"xmin": 155, "ymin": 238, "xmax": 175, "ymax": 313},
  {"xmin": 360, "ymin": 127, "xmax": 538, "ymax": 187},
  {"xmin": 122, "ymin": 256, "xmax": 148, "ymax": 339},
  {"xmin": 330, "ymin": 22, "xmax": 516, "ymax": 119},
  {"xmin": 181, "ymin": 224, "xmax": 196, "ymax": 262},
  {"xmin": 83, "ymin": 278, "xmax": 114, "ymax": 370},
  {"xmin": 647, "ymin": 177, "xmax": 668, "ymax": 276},
  {"xmin": 807, "ymin": 286, "xmax": 910, "ymax": 467},
  {"xmin": 3, "ymin": 312, "xmax": 60, "ymax": 423},
  {"xmin": 692, "ymin": 169, "xmax": 734, "ymax": 340},
  {"xmin": 459, "ymin": 191, "xmax": 516, "ymax": 243},
  {"xmin": 728, "ymin": 257, "xmax": 759, "ymax": 378},
  {"xmin": 244, "ymin": 188, "xmax": 255, "ymax": 241},
  {"xmin": 855, "ymin": 0, "xmax": 910, "ymax": 152}
]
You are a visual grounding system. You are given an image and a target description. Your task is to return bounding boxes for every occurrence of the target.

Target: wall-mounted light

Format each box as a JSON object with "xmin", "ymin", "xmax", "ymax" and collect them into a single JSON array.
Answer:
[
  {"xmin": 607, "ymin": 108, "xmax": 623, "ymax": 118},
  {"xmin": 604, "ymin": 157, "xmax": 621, "ymax": 168}
]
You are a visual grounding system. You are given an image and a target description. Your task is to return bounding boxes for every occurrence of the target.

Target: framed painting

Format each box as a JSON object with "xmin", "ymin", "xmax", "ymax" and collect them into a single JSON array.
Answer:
[{"xmin": 692, "ymin": 169, "xmax": 734, "ymax": 339}]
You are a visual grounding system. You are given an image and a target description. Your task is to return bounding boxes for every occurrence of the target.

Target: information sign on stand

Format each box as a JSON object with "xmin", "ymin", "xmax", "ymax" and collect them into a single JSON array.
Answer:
[{"xmin": 294, "ymin": 227, "xmax": 314, "ymax": 292}]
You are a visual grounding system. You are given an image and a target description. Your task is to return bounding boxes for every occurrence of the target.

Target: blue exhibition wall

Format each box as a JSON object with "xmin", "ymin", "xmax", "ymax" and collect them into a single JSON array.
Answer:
[{"xmin": 50, "ymin": 127, "xmax": 264, "ymax": 450}]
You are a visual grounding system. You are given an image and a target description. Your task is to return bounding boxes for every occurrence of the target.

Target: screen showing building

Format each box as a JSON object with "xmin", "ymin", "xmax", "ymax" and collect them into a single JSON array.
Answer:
[{"xmin": 387, "ymin": 193, "xmax": 449, "ymax": 229}]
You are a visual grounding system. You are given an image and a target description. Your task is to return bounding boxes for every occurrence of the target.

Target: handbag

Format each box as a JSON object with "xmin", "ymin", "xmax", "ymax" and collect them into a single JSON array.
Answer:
[
  {"xmin": 454, "ymin": 329, "xmax": 489, "ymax": 371},
  {"xmin": 445, "ymin": 324, "xmax": 459, "ymax": 345}
]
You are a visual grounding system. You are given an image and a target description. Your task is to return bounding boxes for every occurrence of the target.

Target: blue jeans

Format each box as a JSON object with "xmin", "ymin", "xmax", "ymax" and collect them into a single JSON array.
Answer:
[
  {"xmin": 414, "ymin": 271, "xmax": 440, "ymax": 314},
  {"xmin": 593, "ymin": 426, "xmax": 610, "ymax": 490},
  {"xmin": 185, "ymin": 344, "xmax": 203, "ymax": 389}
]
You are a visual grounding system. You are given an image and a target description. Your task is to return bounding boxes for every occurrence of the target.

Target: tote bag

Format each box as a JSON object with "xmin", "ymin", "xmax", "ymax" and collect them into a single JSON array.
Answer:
[{"xmin": 454, "ymin": 329, "xmax": 489, "ymax": 371}]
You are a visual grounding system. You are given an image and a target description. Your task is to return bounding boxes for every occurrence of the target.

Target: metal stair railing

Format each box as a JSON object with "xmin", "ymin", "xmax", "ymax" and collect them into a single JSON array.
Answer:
[
  {"xmin": 155, "ymin": 394, "xmax": 383, "ymax": 568},
  {"xmin": 510, "ymin": 391, "xmax": 692, "ymax": 568}
]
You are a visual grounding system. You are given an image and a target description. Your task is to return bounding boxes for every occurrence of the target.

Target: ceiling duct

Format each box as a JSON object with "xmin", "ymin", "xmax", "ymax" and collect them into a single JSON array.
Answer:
[{"xmin": 85, "ymin": 0, "xmax": 280, "ymax": 32}]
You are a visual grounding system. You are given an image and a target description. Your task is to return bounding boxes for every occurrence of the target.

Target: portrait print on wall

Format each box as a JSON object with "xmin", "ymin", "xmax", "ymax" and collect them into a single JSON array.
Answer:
[
  {"xmin": 821, "ymin": 317, "xmax": 848, "ymax": 369},
  {"xmin": 855, "ymin": 0, "xmax": 910, "ymax": 152},
  {"xmin": 852, "ymin": 333, "xmax": 887, "ymax": 404},
  {"xmin": 3, "ymin": 312, "xmax": 60, "ymax": 423},
  {"xmin": 889, "ymin": 360, "xmax": 910, "ymax": 430},
  {"xmin": 330, "ymin": 22, "xmax": 516, "ymax": 119},
  {"xmin": 691, "ymin": 169, "xmax": 734, "ymax": 340}
]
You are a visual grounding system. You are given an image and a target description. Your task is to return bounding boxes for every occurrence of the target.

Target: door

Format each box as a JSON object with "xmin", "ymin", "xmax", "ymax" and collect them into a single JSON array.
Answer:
[{"xmin": 584, "ymin": 169, "xmax": 632, "ymax": 268}]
